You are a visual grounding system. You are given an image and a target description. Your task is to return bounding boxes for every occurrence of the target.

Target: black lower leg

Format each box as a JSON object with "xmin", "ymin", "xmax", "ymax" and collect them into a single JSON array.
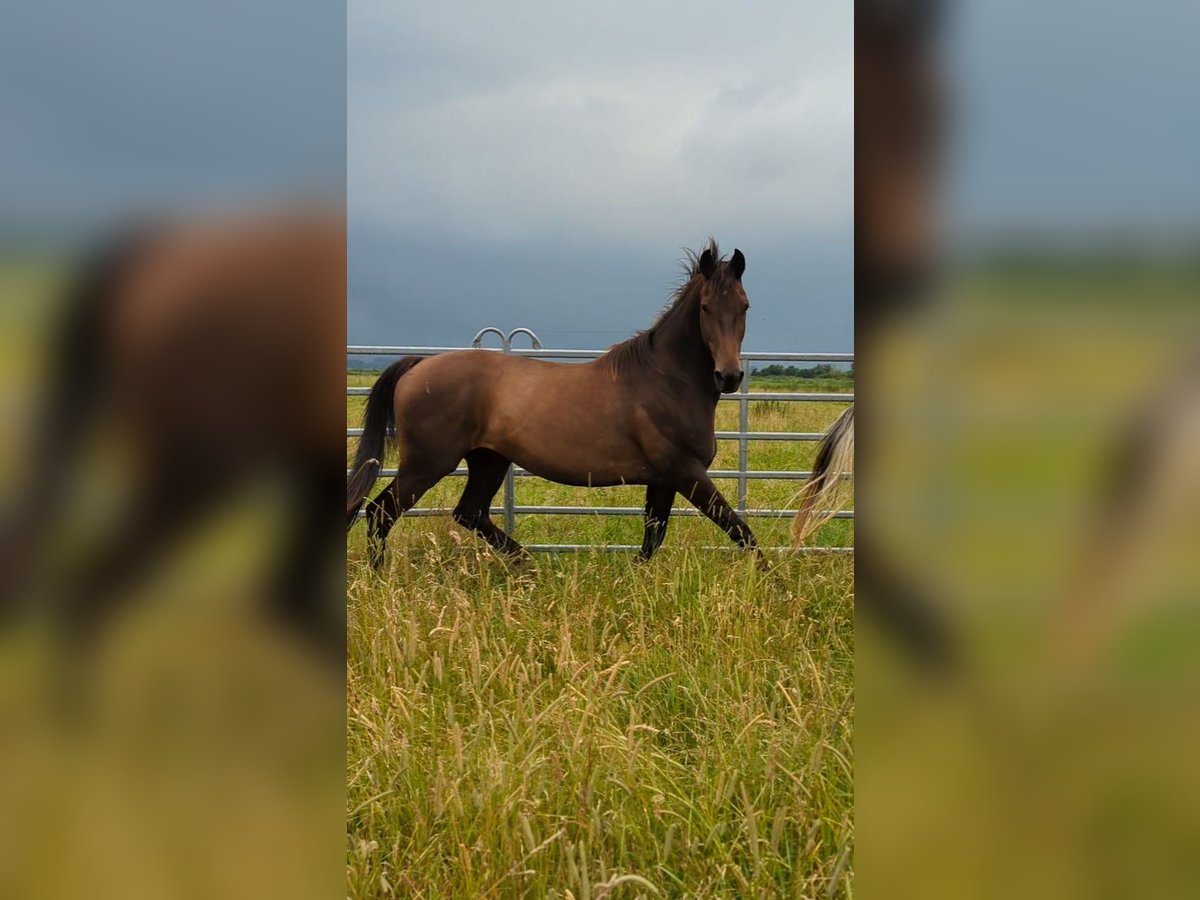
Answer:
[
  {"xmin": 366, "ymin": 485, "xmax": 399, "ymax": 569},
  {"xmin": 681, "ymin": 474, "xmax": 759, "ymax": 552},
  {"xmin": 454, "ymin": 507, "xmax": 524, "ymax": 555},
  {"xmin": 454, "ymin": 449, "xmax": 524, "ymax": 556},
  {"xmin": 640, "ymin": 485, "xmax": 676, "ymax": 560}
]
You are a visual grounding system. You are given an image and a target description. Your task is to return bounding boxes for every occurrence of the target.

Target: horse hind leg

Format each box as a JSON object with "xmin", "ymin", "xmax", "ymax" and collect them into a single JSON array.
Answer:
[
  {"xmin": 453, "ymin": 448, "xmax": 524, "ymax": 556},
  {"xmin": 365, "ymin": 484, "xmax": 399, "ymax": 569},
  {"xmin": 365, "ymin": 459, "xmax": 454, "ymax": 569}
]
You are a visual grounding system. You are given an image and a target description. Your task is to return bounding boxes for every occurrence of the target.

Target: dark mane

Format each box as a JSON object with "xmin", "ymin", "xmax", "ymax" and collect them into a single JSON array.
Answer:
[{"xmin": 600, "ymin": 238, "xmax": 727, "ymax": 376}]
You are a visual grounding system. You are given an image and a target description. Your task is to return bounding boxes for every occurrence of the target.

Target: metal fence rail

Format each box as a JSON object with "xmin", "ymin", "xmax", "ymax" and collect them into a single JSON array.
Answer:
[{"xmin": 348, "ymin": 328, "xmax": 854, "ymax": 553}]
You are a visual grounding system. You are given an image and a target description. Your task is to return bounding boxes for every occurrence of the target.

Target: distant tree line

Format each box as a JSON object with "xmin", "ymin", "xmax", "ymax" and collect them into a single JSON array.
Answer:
[{"xmin": 753, "ymin": 363, "xmax": 853, "ymax": 379}]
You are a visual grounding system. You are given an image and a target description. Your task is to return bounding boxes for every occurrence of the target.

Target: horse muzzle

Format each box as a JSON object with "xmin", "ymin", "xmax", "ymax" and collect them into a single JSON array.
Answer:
[{"xmin": 714, "ymin": 368, "xmax": 744, "ymax": 394}]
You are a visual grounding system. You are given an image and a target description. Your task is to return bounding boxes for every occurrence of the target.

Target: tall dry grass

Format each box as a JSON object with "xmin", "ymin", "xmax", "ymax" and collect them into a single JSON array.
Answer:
[{"xmin": 347, "ymin": 373, "xmax": 854, "ymax": 895}]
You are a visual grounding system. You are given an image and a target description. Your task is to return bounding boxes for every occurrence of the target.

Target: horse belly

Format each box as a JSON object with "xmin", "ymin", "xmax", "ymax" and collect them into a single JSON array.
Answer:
[
  {"xmin": 516, "ymin": 456, "xmax": 649, "ymax": 488},
  {"xmin": 484, "ymin": 369, "xmax": 652, "ymax": 486}
]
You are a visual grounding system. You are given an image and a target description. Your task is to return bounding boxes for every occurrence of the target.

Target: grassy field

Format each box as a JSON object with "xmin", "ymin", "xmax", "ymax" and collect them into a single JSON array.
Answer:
[
  {"xmin": 750, "ymin": 375, "xmax": 854, "ymax": 395},
  {"xmin": 346, "ymin": 369, "xmax": 854, "ymax": 896}
]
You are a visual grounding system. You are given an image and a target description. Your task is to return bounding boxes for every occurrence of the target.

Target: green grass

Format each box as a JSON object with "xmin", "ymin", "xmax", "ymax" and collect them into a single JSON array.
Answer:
[
  {"xmin": 750, "ymin": 375, "xmax": 854, "ymax": 394},
  {"xmin": 347, "ymin": 540, "xmax": 853, "ymax": 897},
  {"xmin": 346, "ymin": 371, "xmax": 854, "ymax": 896}
]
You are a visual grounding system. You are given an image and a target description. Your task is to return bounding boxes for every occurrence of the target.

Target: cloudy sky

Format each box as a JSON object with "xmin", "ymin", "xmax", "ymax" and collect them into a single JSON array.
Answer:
[
  {"xmin": 946, "ymin": 0, "xmax": 1200, "ymax": 245},
  {"xmin": 8, "ymin": 0, "xmax": 1197, "ymax": 348},
  {"xmin": 348, "ymin": 1, "xmax": 854, "ymax": 352},
  {"xmin": 3, "ymin": 1, "xmax": 345, "ymax": 232}
]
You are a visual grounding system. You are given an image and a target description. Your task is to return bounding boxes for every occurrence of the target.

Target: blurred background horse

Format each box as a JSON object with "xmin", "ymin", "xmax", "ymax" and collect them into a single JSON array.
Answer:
[
  {"xmin": 1, "ymin": 209, "xmax": 346, "ymax": 660},
  {"xmin": 802, "ymin": 0, "xmax": 955, "ymax": 669}
]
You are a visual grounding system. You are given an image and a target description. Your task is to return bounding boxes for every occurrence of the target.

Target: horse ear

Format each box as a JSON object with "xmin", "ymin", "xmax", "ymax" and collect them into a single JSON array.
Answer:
[
  {"xmin": 730, "ymin": 248, "xmax": 746, "ymax": 279},
  {"xmin": 699, "ymin": 248, "xmax": 716, "ymax": 279}
]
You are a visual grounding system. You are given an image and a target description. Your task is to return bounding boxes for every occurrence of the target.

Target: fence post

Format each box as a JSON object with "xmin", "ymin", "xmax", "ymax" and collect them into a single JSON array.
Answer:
[
  {"xmin": 498, "ymin": 328, "xmax": 542, "ymax": 536},
  {"xmin": 504, "ymin": 445, "xmax": 517, "ymax": 535},
  {"xmin": 472, "ymin": 327, "xmax": 519, "ymax": 534},
  {"xmin": 737, "ymin": 368, "xmax": 749, "ymax": 513}
]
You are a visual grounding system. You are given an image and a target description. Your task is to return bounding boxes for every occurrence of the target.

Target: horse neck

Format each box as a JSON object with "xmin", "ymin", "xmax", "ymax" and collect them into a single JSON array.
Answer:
[{"xmin": 653, "ymin": 282, "xmax": 717, "ymax": 399}]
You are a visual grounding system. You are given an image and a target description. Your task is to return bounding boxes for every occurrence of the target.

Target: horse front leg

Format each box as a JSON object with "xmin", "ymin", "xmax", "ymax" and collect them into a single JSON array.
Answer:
[
  {"xmin": 639, "ymin": 485, "xmax": 676, "ymax": 560},
  {"xmin": 676, "ymin": 470, "xmax": 761, "ymax": 557}
]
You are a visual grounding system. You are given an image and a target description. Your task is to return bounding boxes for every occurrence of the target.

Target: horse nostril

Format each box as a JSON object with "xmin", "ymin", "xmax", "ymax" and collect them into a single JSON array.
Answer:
[
  {"xmin": 714, "ymin": 370, "xmax": 741, "ymax": 392},
  {"xmin": 734, "ymin": 370, "xmax": 744, "ymax": 385}
]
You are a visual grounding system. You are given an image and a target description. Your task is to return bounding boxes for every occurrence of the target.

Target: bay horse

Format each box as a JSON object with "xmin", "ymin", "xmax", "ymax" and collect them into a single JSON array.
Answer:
[{"xmin": 346, "ymin": 241, "xmax": 757, "ymax": 565}]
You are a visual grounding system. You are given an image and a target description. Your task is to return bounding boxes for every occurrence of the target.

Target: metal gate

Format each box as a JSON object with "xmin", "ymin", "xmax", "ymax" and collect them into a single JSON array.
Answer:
[{"xmin": 348, "ymin": 328, "xmax": 853, "ymax": 553}]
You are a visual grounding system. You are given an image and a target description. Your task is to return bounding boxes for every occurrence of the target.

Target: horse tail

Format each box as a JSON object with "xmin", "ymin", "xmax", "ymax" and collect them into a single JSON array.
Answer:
[
  {"xmin": 346, "ymin": 356, "xmax": 422, "ymax": 527},
  {"xmin": 0, "ymin": 226, "xmax": 155, "ymax": 612},
  {"xmin": 791, "ymin": 405, "xmax": 855, "ymax": 545},
  {"xmin": 345, "ymin": 458, "xmax": 381, "ymax": 526}
]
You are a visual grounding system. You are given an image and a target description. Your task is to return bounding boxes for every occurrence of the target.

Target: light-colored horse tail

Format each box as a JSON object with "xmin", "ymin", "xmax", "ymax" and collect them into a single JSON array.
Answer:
[{"xmin": 791, "ymin": 405, "xmax": 854, "ymax": 545}]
